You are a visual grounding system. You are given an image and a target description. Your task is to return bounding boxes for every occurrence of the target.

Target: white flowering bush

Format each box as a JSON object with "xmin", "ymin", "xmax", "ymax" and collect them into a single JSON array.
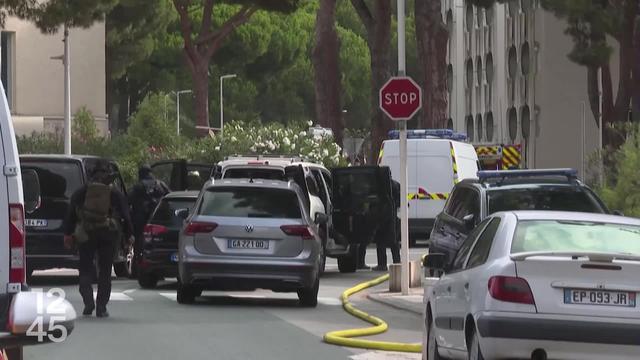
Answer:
[{"xmin": 19, "ymin": 119, "xmax": 346, "ymax": 185}]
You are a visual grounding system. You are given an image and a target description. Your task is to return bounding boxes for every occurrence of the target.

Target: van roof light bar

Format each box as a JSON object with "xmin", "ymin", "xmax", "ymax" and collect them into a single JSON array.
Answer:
[
  {"xmin": 387, "ymin": 129, "xmax": 468, "ymax": 141},
  {"xmin": 478, "ymin": 168, "xmax": 578, "ymax": 183}
]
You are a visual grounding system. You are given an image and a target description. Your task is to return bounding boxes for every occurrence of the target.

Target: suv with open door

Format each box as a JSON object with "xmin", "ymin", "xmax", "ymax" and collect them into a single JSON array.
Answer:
[{"xmin": 20, "ymin": 155, "xmax": 134, "ymax": 278}]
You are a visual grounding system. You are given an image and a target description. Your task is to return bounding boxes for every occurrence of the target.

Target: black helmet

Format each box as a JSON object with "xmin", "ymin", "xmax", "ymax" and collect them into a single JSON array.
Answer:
[
  {"xmin": 138, "ymin": 163, "xmax": 153, "ymax": 180},
  {"xmin": 90, "ymin": 160, "xmax": 112, "ymax": 181}
]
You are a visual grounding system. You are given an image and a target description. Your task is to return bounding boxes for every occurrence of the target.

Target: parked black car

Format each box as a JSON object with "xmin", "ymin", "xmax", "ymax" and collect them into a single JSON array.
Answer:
[
  {"xmin": 20, "ymin": 155, "xmax": 134, "ymax": 278},
  {"xmin": 429, "ymin": 169, "xmax": 611, "ymax": 263},
  {"xmin": 137, "ymin": 191, "xmax": 199, "ymax": 288}
]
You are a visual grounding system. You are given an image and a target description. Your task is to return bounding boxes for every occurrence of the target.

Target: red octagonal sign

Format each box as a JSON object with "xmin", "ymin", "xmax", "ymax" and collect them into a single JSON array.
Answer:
[{"xmin": 379, "ymin": 76, "xmax": 422, "ymax": 121}]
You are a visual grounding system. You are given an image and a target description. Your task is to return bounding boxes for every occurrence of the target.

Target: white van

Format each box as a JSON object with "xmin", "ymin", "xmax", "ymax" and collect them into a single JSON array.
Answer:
[
  {"xmin": 0, "ymin": 86, "xmax": 76, "ymax": 359},
  {"xmin": 379, "ymin": 130, "xmax": 479, "ymax": 245}
]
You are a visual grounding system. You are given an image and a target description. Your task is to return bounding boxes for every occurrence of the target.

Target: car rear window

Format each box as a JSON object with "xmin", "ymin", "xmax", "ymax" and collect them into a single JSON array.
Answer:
[
  {"xmin": 512, "ymin": 220, "xmax": 640, "ymax": 255},
  {"xmin": 487, "ymin": 187, "xmax": 604, "ymax": 214},
  {"xmin": 151, "ymin": 198, "xmax": 197, "ymax": 227},
  {"xmin": 21, "ymin": 161, "xmax": 83, "ymax": 199},
  {"xmin": 199, "ymin": 187, "xmax": 301, "ymax": 218},
  {"xmin": 223, "ymin": 168, "xmax": 286, "ymax": 180}
]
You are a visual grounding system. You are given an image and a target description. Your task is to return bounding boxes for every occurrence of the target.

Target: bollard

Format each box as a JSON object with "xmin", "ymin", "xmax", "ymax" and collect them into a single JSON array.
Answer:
[
  {"xmin": 409, "ymin": 260, "xmax": 422, "ymax": 288},
  {"xmin": 389, "ymin": 263, "xmax": 401, "ymax": 292}
]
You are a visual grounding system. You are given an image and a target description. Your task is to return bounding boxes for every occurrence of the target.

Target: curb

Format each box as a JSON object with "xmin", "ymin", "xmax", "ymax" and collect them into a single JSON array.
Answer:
[{"xmin": 367, "ymin": 292, "xmax": 423, "ymax": 316}]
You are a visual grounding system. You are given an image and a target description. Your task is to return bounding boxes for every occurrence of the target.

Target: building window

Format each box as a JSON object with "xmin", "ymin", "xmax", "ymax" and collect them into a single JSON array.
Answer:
[
  {"xmin": 521, "ymin": 105, "xmax": 531, "ymax": 139},
  {"xmin": 521, "ymin": 42, "xmax": 531, "ymax": 75},
  {"xmin": 485, "ymin": 112, "xmax": 494, "ymax": 141},
  {"xmin": 476, "ymin": 56, "xmax": 483, "ymax": 86},
  {"xmin": 476, "ymin": 114, "xmax": 483, "ymax": 142},
  {"xmin": 447, "ymin": 64, "xmax": 453, "ymax": 94},
  {"xmin": 466, "ymin": 59, "xmax": 473, "ymax": 89},
  {"xmin": 1, "ymin": 32, "xmax": 13, "ymax": 108},
  {"xmin": 508, "ymin": 107, "xmax": 518, "ymax": 141},
  {"xmin": 466, "ymin": 5, "xmax": 474, "ymax": 32},
  {"xmin": 508, "ymin": 45, "xmax": 518, "ymax": 79},
  {"xmin": 446, "ymin": 118, "xmax": 454, "ymax": 130},
  {"xmin": 466, "ymin": 115, "xmax": 474, "ymax": 141}
]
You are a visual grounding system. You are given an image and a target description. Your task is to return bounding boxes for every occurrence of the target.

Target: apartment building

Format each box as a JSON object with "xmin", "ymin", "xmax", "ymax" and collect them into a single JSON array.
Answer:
[{"xmin": 2, "ymin": 17, "xmax": 106, "ymax": 136}]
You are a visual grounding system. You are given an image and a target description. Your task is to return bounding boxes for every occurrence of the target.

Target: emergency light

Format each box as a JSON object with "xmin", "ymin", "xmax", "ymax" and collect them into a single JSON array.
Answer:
[
  {"xmin": 387, "ymin": 129, "xmax": 468, "ymax": 141},
  {"xmin": 478, "ymin": 168, "xmax": 578, "ymax": 182}
]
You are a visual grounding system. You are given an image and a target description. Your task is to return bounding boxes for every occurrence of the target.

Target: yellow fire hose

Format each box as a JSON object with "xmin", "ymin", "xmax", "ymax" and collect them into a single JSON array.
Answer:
[{"xmin": 323, "ymin": 274, "xmax": 422, "ymax": 353}]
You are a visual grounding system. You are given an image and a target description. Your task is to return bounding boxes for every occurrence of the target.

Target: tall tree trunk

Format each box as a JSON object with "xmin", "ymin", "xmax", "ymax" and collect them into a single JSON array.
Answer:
[
  {"xmin": 633, "ymin": 11, "xmax": 640, "ymax": 123},
  {"xmin": 415, "ymin": 0, "xmax": 448, "ymax": 129},
  {"xmin": 312, "ymin": 0, "xmax": 344, "ymax": 146},
  {"xmin": 192, "ymin": 65, "xmax": 210, "ymax": 133},
  {"xmin": 369, "ymin": 0, "xmax": 392, "ymax": 165}
]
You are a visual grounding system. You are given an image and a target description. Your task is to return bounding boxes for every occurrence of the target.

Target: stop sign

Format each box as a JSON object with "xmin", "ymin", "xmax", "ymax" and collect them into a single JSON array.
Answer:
[{"xmin": 379, "ymin": 77, "xmax": 422, "ymax": 121}]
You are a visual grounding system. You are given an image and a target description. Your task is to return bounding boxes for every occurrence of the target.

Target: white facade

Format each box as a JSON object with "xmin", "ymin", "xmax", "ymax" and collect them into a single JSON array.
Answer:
[
  {"xmin": 1, "ymin": 17, "xmax": 107, "ymax": 136},
  {"xmin": 443, "ymin": 0, "xmax": 602, "ymax": 176}
]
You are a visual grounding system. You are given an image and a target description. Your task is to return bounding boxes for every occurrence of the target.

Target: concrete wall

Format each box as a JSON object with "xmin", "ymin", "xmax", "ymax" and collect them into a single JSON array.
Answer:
[{"xmin": 3, "ymin": 17, "xmax": 107, "ymax": 134}]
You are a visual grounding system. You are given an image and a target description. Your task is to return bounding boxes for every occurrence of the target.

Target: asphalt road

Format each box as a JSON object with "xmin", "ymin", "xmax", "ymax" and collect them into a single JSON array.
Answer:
[{"xmin": 23, "ymin": 247, "xmax": 426, "ymax": 360}]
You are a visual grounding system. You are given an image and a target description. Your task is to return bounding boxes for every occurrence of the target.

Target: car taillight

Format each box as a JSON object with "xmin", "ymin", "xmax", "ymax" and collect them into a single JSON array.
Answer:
[
  {"xmin": 488, "ymin": 276, "xmax": 535, "ymax": 305},
  {"xmin": 184, "ymin": 222, "xmax": 217, "ymax": 235},
  {"xmin": 280, "ymin": 225, "xmax": 313, "ymax": 240},
  {"xmin": 9, "ymin": 204, "xmax": 25, "ymax": 285},
  {"xmin": 144, "ymin": 224, "xmax": 169, "ymax": 243}
]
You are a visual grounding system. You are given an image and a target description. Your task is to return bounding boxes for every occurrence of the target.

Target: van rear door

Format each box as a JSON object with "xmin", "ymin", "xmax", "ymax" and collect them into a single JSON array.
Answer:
[{"xmin": 330, "ymin": 166, "xmax": 393, "ymax": 246}]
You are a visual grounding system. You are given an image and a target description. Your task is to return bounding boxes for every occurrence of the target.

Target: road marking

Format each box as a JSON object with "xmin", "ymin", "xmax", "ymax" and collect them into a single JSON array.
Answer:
[
  {"xmin": 94, "ymin": 292, "xmax": 133, "ymax": 301},
  {"xmin": 350, "ymin": 351, "xmax": 421, "ymax": 360},
  {"xmin": 123, "ymin": 289, "xmax": 137, "ymax": 294},
  {"xmin": 159, "ymin": 292, "xmax": 176, "ymax": 301},
  {"xmin": 318, "ymin": 297, "xmax": 341, "ymax": 306}
]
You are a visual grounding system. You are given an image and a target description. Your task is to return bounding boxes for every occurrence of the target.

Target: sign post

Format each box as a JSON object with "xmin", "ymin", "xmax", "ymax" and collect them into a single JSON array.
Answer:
[{"xmin": 379, "ymin": 80, "xmax": 422, "ymax": 295}]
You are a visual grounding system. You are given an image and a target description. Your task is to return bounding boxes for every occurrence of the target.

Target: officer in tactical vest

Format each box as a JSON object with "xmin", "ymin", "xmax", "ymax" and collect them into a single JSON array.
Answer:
[
  {"xmin": 128, "ymin": 164, "xmax": 170, "ymax": 271},
  {"xmin": 63, "ymin": 160, "xmax": 133, "ymax": 318}
]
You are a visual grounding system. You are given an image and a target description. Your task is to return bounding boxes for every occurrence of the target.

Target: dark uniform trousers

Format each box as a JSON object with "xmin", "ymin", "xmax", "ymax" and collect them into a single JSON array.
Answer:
[{"xmin": 78, "ymin": 230, "xmax": 116, "ymax": 310}]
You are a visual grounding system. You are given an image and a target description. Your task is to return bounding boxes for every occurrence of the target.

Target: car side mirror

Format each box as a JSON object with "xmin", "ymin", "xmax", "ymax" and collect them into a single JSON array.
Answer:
[
  {"xmin": 22, "ymin": 169, "xmax": 41, "ymax": 213},
  {"xmin": 315, "ymin": 213, "xmax": 329, "ymax": 225},
  {"xmin": 463, "ymin": 214, "xmax": 475, "ymax": 230},
  {"xmin": 423, "ymin": 253, "xmax": 447, "ymax": 271},
  {"xmin": 613, "ymin": 210, "xmax": 624, "ymax": 216},
  {"xmin": 1, "ymin": 291, "xmax": 77, "ymax": 347},
  {"xmin": 175, "ymin": 208, "xmax": 190, "ymax": 220}
]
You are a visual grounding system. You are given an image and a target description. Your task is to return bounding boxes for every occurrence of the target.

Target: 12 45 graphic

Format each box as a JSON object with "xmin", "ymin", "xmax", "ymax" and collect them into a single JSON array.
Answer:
[{"xmin": 26, "ymin": 288, "xmax": 69, "ymax": 343}]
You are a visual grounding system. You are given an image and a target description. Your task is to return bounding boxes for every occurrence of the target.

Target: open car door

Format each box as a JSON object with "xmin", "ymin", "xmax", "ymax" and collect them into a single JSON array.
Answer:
[
  {"xmin": 151, "ymin": 160, "xmax": 214, "ymax": 191},
  {"xmin": 330, "ymin": 166, "xmax": 393, "ymax": 247},
  {"xmin": 285, "ymin": 165, "xmax": 310, "ymax": 212}
]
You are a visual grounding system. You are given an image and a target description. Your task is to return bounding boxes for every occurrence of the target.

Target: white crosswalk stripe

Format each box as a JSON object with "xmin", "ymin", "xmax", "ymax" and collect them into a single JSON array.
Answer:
[
  {"xmin": 350, "ymin": 351, "xmax": 420, "ymax": 360},
  {"xmin": 94, "ymin": 291, "xmax": 133, "ymax": 301}
]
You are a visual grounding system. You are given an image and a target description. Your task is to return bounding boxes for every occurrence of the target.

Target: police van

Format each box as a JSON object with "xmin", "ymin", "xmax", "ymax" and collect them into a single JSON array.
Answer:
[
  {"xmin": 0, "ymin": 86, "xmax": 76, "ymax": 359},
  {"xmin": 378, "ymin": 129, "xmax": 479, "ymax": 245}
]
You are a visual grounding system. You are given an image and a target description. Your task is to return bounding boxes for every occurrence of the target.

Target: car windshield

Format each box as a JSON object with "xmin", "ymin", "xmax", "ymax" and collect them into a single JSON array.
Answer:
[
  {"xmin": 199, "ymin": 187, "xmax": 301, "ymax": 219},
  {"xmin": 21, "ymin": 161, "xmax": 83, "ymax": 199},
  {"xmin": 488, "ymin": 187, "xmax": 604, "ymax": 214},
  {"xmin": 223, "ymin": 168, "xmax": 286, "ymax": 181},
  {"xmin": 151, "ymin": 198, "xmax": 197, "ymax": 227},
  {"xmin": 512, "ymin": 220, "xmax": 640, "ymax": 255}
]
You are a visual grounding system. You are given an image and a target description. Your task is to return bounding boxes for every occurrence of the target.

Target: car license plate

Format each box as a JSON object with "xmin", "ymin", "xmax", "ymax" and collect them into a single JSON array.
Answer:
[
  {"xmin": 170, "ymin": 252, "xmax": 179, "ymax": 262},
  {"xmin": 227, "ymin": 239, "xmax": 269, "ymax": 250},
  {"xmin": 564, "ymin": 289, "xmax": 636, "ymax": 307},
  {"xmin": 25, "ymin": 219, "xmax": 47, "ymax": 227}
]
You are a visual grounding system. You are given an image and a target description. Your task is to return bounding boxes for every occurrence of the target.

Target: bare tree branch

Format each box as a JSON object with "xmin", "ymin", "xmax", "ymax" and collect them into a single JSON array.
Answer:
[
  {"xmin": 350, "ymin": 0, "xmax": 374, "ymax": 34},
  {"xmin": 200, "ymin": 5, "xmax": 257, "ymax": 59},
  {"xmin": 172, "ymin": 0, "xmax": 199, "ymax": 64},
  {"xmin": 198, "ymin": 0, "xmax": 215, "ymax": 42}
]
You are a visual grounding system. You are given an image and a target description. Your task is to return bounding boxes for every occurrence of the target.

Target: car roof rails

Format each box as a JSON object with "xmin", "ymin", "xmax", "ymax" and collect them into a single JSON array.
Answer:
[
  {"xmin": 387, "ymin": 129, "xmax": 468, "ymax": 141},
  {"xmin": 478, "ymin": 168, "xmax": 579, "ymax": 185},
  {"xmin": 224, "ymin": 154, "xmax": 306, "ymax": 163}
]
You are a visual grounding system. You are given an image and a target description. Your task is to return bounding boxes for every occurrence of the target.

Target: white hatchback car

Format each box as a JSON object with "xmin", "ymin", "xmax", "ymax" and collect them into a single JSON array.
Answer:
[{"xmin": 423, "ymin": 211, "xmax": 640, "ymax": 360}]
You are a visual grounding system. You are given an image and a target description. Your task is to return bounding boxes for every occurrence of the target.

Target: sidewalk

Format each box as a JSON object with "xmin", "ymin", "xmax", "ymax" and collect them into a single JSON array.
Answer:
[{"xmin": 367, "ymin": 287, "xmax": 424, "ymax": 316}]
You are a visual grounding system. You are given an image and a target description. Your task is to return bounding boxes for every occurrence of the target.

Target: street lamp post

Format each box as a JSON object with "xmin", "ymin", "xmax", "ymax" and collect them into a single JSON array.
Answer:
[
  {"xmin": 220, "ymin": 74, "xmax": 237, "ymax": 137},
  {"xmin": 51, "ymin": 25, "xmax": 71, "ymax": 155},
  {"xmin": 176, "ymin": 90, "xmax": 192, "ymax": 136}
]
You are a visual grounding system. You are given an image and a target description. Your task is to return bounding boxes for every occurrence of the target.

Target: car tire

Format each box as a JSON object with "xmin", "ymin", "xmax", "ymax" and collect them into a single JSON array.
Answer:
[
  {"xmin": 177, "ymin": 284, "xmax": 197, "ymax": 304},
  {"xmin": 468, "ymin": 328, "xmax": 485, "ymax": 360},
  {"xmin": 427, "ymin": 316, "xmax": 443, "ymax": 360},
  {"xmin": 318, "ymin": 226, "xmax": 327, "ymax": 277},
  {"xmin": 137, "ymin": 272, "xmax": 158, "ymax": 289},
  {"xmin": 337, "ymin": 247, "xmax": 358, "ymax": 273},
  {"xmin": 298, "ymin": 278, "xmax": 319, "ymax": 307}
]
